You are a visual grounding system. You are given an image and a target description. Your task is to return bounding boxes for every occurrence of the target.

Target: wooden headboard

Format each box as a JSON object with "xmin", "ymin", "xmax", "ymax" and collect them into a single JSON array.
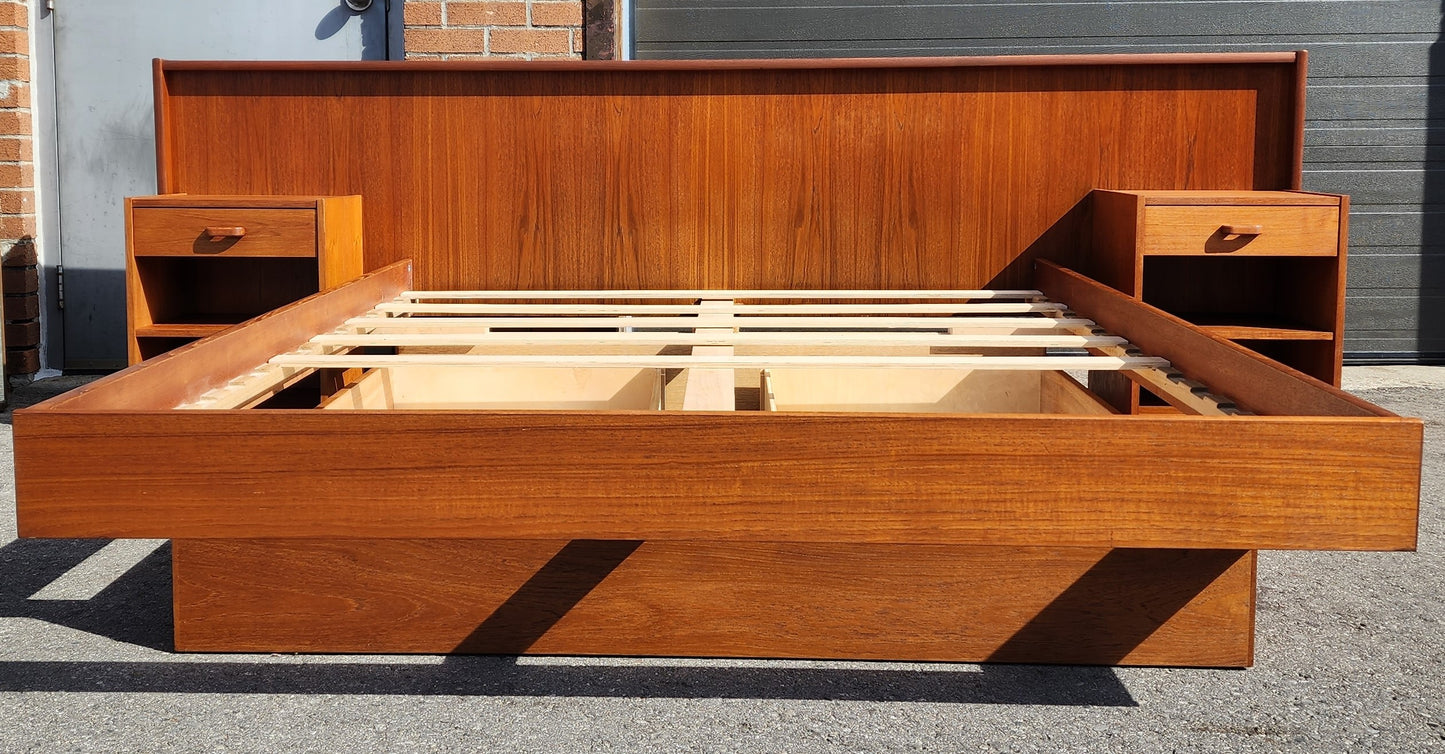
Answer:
[{"xmin": 153, "ymin": 53, "xmax": 1306, "ymax": 291}]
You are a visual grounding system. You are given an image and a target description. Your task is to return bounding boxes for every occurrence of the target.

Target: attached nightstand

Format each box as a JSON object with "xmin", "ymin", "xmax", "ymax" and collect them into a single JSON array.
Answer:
[
  {"xmin": 1086, "ymin": 190, "xmax": 1347, "ymax": 412},
  {"xmin": 126, "ymin": 195, "xmax": 363, "ymax": 364}
]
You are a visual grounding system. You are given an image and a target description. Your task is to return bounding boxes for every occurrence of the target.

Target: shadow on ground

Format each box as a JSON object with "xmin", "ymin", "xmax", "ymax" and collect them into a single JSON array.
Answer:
[{"xmin": 0, "ymin": 537, "xmax": 1137, "ymax": 705}]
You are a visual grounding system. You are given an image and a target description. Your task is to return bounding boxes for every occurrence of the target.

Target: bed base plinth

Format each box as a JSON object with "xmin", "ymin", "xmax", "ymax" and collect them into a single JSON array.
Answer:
[{"xmin": 172, "ymin": 539, "xmax": 1255, "ymax": 667}]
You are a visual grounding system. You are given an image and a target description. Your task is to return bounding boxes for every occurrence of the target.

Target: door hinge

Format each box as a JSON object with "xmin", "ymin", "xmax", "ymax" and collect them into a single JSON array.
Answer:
[
  {"xmin": 46, "ymin": 1, "xmax": 54, "ymax": 11},
  {"xmin": 56, "ymin": 264, "xmax": 63, "ymax": 310}
]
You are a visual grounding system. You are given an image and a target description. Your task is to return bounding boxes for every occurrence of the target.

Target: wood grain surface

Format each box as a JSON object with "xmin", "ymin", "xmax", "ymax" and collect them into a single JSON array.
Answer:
[
  {"xmin": 125, "ymin": 195, "xmax": 367, "ymax": 365},
  {"xmin": 155, "ymin": 56, "xmax": 1300, "ymax": 291},
  {"xmin": 1082, "ymin": 189, "xmax": 1345, "ymax": 388},
  {"xmin": 317, "ymin": 195, "xmax": 365, "ymax": 289},
  {"xmin": 1138, "ymin": 205, "xmax": 1339, "ymax": 257},
  {"xmin": 1036, "ymin": 261, "xmax": 1386, "ymax": 418},
  {"xmin": 130, "ymin": 208, "xmax": 317, "ymax": 257},
  {"xmin": 54, "ymin": 260, "xmax": 409, "ymax": 410},
  {"xmin": 15, "ymin": 408, "xmax": 1419, "ymax": 550},
  {"xmin": 172, "ymin": 539, "xmax": 1255, "ymax": 666}
]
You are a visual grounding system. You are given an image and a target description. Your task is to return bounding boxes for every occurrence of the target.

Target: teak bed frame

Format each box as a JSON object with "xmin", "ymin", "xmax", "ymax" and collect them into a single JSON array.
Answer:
[{"xmin": 13, "ymin": 53, "xmax": 1422, "ymax": 667}]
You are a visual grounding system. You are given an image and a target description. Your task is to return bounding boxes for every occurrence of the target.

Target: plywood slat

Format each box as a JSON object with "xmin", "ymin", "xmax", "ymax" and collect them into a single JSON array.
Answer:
[
  {"xmin": 401, "ymin": 288, "xmax": 1045, "ymax": 300},
  {"xmin": 269, "ymin": 353, "xmax": 1171, "ymax": 371},
  {"xmin": 309, "ymin": 332, "xmax": 1130, "ymax": 348},
  {"xmin": 1042, "ymin": 312, "xmax": 1243, "ymax": 417},
  {"xmin": 346, "ymin": 315, "xmax": 1099, "ymax": 330},
  {"xmin": 375, "ymin": 302, "xmax": 1066, "ymax": 315}
]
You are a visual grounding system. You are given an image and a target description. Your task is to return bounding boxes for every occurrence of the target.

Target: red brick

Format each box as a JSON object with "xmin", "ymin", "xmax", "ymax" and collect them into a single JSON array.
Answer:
[
  {"xmin": 2, "ymin": 237, "xmax": 34, "ymax": 265},
  {"xmin": 0, "ymin": 30, "xmax": 25, "ymax": 55},
  {"xmin": 0, "ymin": 3, "xmax": 25, "ymax": 28},
  {"xmin": 0, "ymin": 81, "xmax": 27, "ymax": 108},
  {"xmin": 0, "ymin": 110, "xmax": 30, "ymax": 136},
  {"xmin": 6, "ymin": 344, "xmax": 39, "ymax": 375},
  {"xmin": 405, "ymin": 28, "xmax": 488, "ymax": 53},
  {"xmin": 0, "ymin": 55, "xmax": 28, "ymax": 82},
  {"xmin": 572, "ymin": 28, "xmax": 584, "ymax": 53},
  {"xmin": 3, "ymin": 292, "xmax": 36, "ymax": 320},
  {"xmin": 0, "ymin": 212, "xmax": 34, "ymax": 237},
  {"xmin": 0, "ymin": 137, "xmax": 28, "ymax": 161},
  {"xmin": 403, "ymin": 1, "xmax": 442, "ymax": 25},
  {"xmin": 531, "ymin": 2, "xmax": 581, "ymax": 27},
  {"xmin": 4, "ymin": 318, "xmax": 38, "ymax": 347},
  {"xmin": 448, "ymin": 1, "xmax": 526, "ymax": 26},
  {"xmin": 0, "ymin": 190, "xmax": 30, "ymax": 213},
  {"xmin": 0, "ymin": 161, "xmax": 31, "ymax": 186},
  {"xmin": 489, "ymin": 27, "xmax": 570, "ymax": 54},
  {"xmin": 1, "ymin": 263, "xmax": 34, "ymax": 293}
]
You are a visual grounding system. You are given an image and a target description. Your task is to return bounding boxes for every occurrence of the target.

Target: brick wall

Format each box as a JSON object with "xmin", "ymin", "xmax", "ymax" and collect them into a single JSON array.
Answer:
[
  {"xmin": 0, "ymin": 0, "xmax": 35, "ymax": 377},
  {"xmin": 403, "ymin": 1, "xmax": 584, "ymax": 59}
]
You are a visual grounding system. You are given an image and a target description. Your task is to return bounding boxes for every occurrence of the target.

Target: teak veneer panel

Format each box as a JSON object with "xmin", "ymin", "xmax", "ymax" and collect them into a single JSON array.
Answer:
[
  {"xmin": 125, "ymin": 194, "xmax": 366, "ymax": 364},
  {"xmin": 14, "ymin": 409, "xmax": 1419, "ymax": 550},
  {"xmin": 172, "ymin": 539, "xmax": 1255, "ymax": 666},
  {"xmin": 154, "ymin": 55, "xmax": 1303, "ymax": 291},
  {"xmin": 1082, "ymin": 189, "xmax": 1347, "ymax": 389},
  {"xmin": 79, "ymin": 261, "xmax": 409, "ymax": 410},
  {"xmin": 131, "ymin": 208, "xmax": 318, "ymax": 257},
  {"xmin": 1035, "ymin": 261, "xmax": 1370, "ymax": 417},
  {"xmin": 1138, "ymin": 205, "xmax": 1339, "ymax": 257}
]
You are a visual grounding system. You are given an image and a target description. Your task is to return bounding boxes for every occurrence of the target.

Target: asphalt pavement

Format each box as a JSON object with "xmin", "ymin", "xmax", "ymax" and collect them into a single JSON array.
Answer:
[{"xmin": 1, "ymin": 368, "xmax": 1441, "ymax": 753}]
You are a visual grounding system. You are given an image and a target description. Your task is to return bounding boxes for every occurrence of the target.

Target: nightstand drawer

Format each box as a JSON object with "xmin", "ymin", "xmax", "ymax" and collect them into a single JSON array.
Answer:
[
  {"xmin": 1140, "ymin": 205, "xmax": 1338, "ymax": 257},
  {"xmin": 131, "ymin": 208, "xmax": 317, "ymax": 257}
]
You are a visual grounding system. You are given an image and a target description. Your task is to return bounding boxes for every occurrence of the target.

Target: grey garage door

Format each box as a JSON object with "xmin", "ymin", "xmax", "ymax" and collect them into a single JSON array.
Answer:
[{"xmin": 634, "ymin": 0, "xmax": 1445, "ymax": 363}]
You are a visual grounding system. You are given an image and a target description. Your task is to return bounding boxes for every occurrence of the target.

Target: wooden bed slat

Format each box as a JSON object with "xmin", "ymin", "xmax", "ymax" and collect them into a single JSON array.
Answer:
[
  {"xmin": 267, "ymin": 353, "xmax": 1171, "ymax": 371},
  {"xmin": 1040, "ymin": 307, "xmax": 1239, "ymax": 416},
  {"xmin": 374, "ymin": 302, "xmax": 1067, "ymax": 315},
  {"xmin": 400, "ymin": 289, "xmax": 1046, "ymax": 300},
  {"xmin": 347, "ymin": 315, "xmax": 1099, "ymax": 331},
  {"xmin": 310, "ymin": 332, "xmax": 1131, "ymax": 349}
]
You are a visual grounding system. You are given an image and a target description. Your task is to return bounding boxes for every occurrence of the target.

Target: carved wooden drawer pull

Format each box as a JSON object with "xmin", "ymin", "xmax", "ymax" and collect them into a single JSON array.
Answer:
[{"xmin": 204, "ymin": 226, "xmax": 247, "ymax": 241}]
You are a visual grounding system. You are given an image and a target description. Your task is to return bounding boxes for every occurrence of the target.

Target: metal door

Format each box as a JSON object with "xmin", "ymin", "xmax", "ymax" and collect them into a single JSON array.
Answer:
[{"xmin": 41, "ymin": 0, "xmax": 395, "ymax": 369}]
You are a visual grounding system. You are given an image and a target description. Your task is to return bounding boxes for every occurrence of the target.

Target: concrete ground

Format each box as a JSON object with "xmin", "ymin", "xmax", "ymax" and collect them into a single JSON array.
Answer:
[{"xmin": 0, "ymin": 368, "xmax": 1441, "ymax": 753}]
